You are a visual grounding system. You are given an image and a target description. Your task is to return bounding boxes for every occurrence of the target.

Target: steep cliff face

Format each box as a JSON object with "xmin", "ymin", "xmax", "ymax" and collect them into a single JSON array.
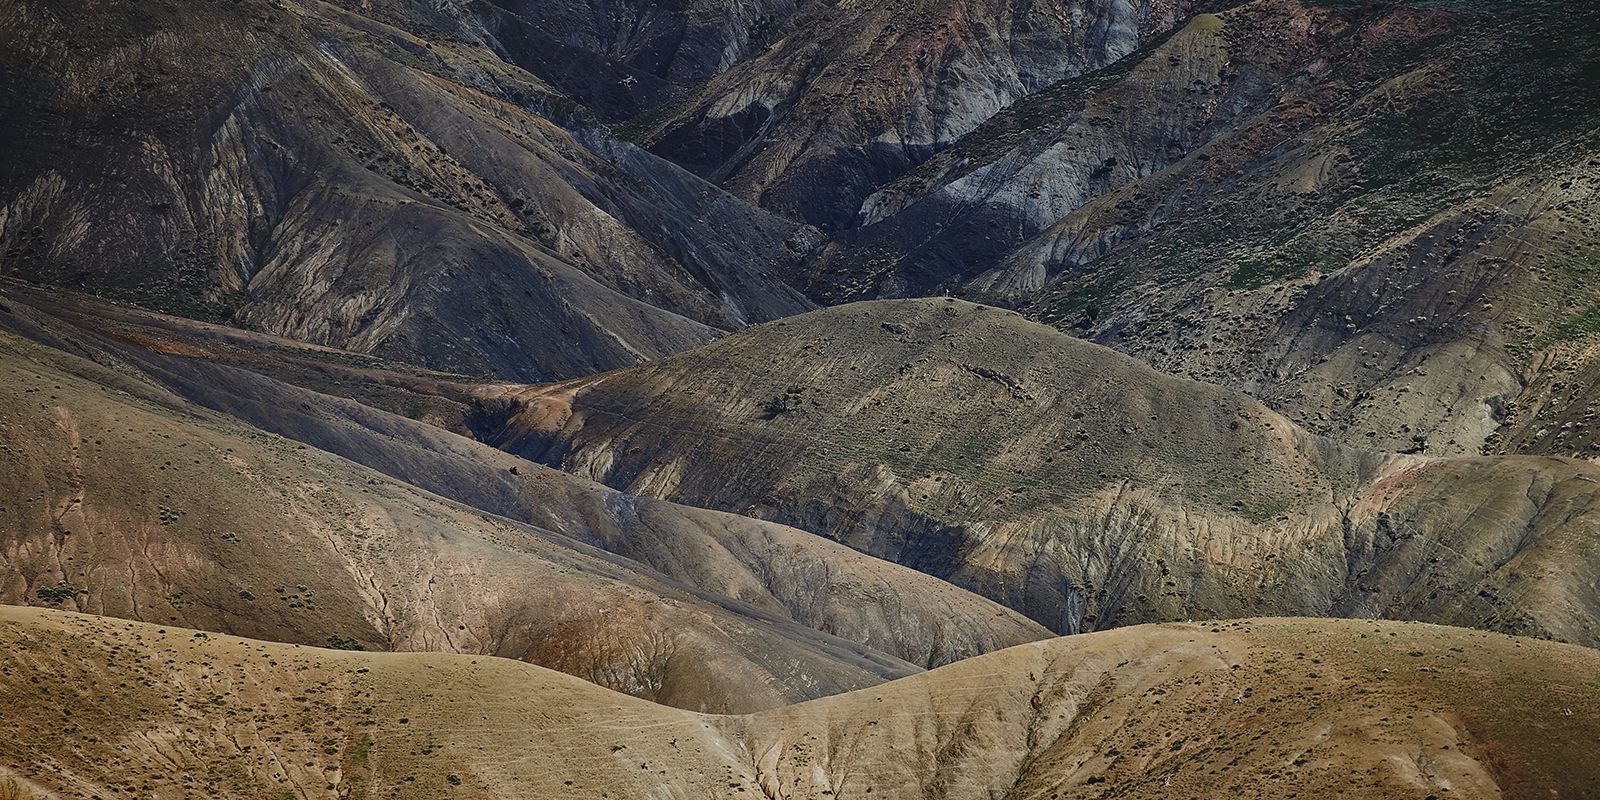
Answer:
[
  {"xmin": 477, "ymin": 300, "xmax": 1600, "ymax": 645},
  {"xmin": 638, "ymin": 0, "xmax": 1195, "ymax": 230},
  {"xmin": 0, "ymin": 0, "xmax": 817, "ymax": 381}
]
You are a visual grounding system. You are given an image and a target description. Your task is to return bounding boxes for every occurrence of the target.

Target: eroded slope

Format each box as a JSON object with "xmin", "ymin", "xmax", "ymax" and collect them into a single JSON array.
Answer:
[
  {"xmin": 0, "ymin": 284, "xmax": 1049, "ymax": 670},
  {"xmin": 0, "ymin": 0, "xmax": 816, "ymax": 381},
  {"xmin": 0, "ymin": 307, "xmax": 947, "ymax": 712},
  {"xmin": 480, "ymin": 299, "xmax": 1600, "ymax": 645}
]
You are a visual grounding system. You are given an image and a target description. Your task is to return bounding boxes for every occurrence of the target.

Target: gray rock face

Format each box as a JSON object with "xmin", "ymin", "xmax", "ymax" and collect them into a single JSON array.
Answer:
[
  {"xmin": 807, "ymin": 4, "xmax": 1303, "ymax": 299},
  {"xmin": 640, "ymin": 0, "xmax": 1195, "ymax": 230}
]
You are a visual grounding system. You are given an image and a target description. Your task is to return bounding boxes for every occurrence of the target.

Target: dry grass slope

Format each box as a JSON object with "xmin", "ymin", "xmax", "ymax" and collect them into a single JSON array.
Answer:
[
  {"xmin": 1, "ymin": 605, "xmax": 1597, "ymax": 798},
  {"xmin": 481, "ymin": 299, "xmax": 1600, "ymax": 645}
]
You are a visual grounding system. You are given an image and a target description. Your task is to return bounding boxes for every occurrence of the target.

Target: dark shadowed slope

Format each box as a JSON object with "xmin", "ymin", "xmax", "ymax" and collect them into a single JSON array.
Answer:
[
  {"xmin": 0, "ymin": 0, "xmax": 817, "ymax": 381},
  {"xmin": 478, "ymin": 299, "xmax": 1600, "ymax": 645},
  {"xmin": 638, "ymin": 0, "xmax": 1195, "ymax": 230}
]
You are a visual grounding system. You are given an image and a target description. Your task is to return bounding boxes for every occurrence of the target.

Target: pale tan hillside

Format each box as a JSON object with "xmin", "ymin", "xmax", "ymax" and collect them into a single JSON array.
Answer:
[{"xmin": 2, "ymin": 605, "xmax": 1597, "ymax": 799}]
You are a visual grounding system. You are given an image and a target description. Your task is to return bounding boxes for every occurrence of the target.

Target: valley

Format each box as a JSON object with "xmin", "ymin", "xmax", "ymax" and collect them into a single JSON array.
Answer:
[{"xmin": 2, "ymin": 0, "xmax": 1599, "ymax": 795}]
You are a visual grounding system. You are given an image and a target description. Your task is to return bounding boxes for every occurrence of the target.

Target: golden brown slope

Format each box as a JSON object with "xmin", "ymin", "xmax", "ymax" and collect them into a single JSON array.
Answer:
[
  {"xmin": 479, "ymin": 299, "xmax": 1600, "ymax": 645},
  {"xmin": 3, "ymin": 605, "xmax": 1597, "ymax": 799}
]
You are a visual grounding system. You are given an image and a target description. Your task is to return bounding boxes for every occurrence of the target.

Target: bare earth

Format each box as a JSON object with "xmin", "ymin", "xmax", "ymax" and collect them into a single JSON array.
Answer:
[{"xmin": 2, "ymin": 605, "xmax": 1597, "ymax": 799}]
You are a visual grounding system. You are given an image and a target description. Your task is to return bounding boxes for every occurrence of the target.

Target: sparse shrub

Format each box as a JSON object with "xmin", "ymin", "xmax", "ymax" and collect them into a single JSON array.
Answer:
[{"xmin": 35, "ymin": 584, "xmax": 77, "ymax": 606}]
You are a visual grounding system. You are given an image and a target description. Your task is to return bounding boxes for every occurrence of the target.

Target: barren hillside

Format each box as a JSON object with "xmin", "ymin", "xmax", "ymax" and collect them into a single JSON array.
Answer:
[
  {"xmin": 2, "ymin": 606, "xmax": 1597, "ymax": 799},
  {"xmin": 482, "ymin": 299, "xmax": 1600, "ymax": 644}
]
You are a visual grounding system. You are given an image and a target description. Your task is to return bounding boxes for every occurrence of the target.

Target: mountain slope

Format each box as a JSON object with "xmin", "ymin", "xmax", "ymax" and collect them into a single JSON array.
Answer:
[
  {"xmin": 457, "ymin": 0, "xmax": 817, "ymax": 120},
  {"xmin": 0, "ymin": 283, "xmax": 1048, "ymax": 673},
  {"xmin": 0, "ymin": 0, "xmax": 817, "ymax": 381},
  {"xmin": 638, "ymin": 0, "xmax": 1195, "ymax": 230},
  {"xmin": 3, "ymin": 606, "xmax": 1598, "ymax": 799},
  {"xmin": 479, "ymin": 299, "xmax": 1600, "ymax": 644},
  {"xmin": 0, "ymin": 299, "xmax": 970, "ymax": 712},
  {"xmin": 797, "ymin": 0, "xmax": 1600, "ymax": 458}
]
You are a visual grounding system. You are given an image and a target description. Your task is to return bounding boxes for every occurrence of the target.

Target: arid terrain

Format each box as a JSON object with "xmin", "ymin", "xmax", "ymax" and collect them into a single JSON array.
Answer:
[
  {"xmin": 3, "ymin": 0, "xmax": 1600, "ymax": 795},
  {"xmin": 5, "ymin": 606, "xmax": 1600, "ymax": 799},
  {"xmin": 483, "ymin": 299, "xmax": 1600, "ymax": 644}
]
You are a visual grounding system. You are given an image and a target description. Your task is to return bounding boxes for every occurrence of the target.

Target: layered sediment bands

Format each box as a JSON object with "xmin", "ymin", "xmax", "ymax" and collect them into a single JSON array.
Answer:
[{"xmin": 479, "ymin": 299, "xmax": 1600, "ymax": 645}]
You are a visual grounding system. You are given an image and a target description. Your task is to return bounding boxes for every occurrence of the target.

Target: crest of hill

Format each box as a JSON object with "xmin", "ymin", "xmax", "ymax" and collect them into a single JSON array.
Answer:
[
  {"xmin": 479, "ymin": 299, "xmax": 1600, "ymax": 646},
  {"xmin": 2, "ymin": 605, "xmax": 1597, "ymax": 799}
]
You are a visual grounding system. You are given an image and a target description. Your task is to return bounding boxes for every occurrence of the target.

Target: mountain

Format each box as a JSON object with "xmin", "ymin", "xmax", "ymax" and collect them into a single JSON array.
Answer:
[
  {"xmin": 0, "ymin": 0, "xmax": 817, "ymax": 382},
  {"xmin": 477, "ymin": 299, "xmax": 1600, "ymax": 644},
  {"xmin": 0, "ymin": 286, "xmax": 1091, "ymax": 712},
  {"xmin": 790, "ymin": 0, "xmax": 1600, "ymax": 460},
  {"xmin": 5, "ymin": 0, "xmax": 1600, "ymax": 791},
  {"xmin": 635, "ymin": 0, "xmax": 1196, "ymax": 230},
  {"xmin": 4, "ymin": 606, "xmax": 1598, "ymax": 799}
]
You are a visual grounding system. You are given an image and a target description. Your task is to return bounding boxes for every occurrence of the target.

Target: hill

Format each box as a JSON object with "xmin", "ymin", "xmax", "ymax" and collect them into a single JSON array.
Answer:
[
  {"xmin": 480, "ymin": 299, "xmax": 1600, "ymax": 644},
  {"xmin": 2, "ymin": 605, "xmax": 1597, "ymax": 798},
  {"xmin": 0, "ymin": 0, "xmax": 816, "ymax": 381},
  {"xmin": 0, "ymin": 284, "xmax": 1049, "ymax": 674}
]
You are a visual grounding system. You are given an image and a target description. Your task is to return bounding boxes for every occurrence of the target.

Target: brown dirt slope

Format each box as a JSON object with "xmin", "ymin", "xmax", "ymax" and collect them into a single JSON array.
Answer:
[
  {"xmin": 480, "ymin": 299, "xmax": 1600, "ymax": 646},
  {"xmin": 0, "ymin": 302, "xmax": 956, "ymax": 713},
  {"xmin": 2, "ymin": 605, "xmax": 1597, "ymax": 799},
  {"xmin": 0, "ymin": 0, "xmax": 816, "ymax": 381},
  {"xmin": 0, "ymin": 284, "xmax": 1049, "ymax": 671}
]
